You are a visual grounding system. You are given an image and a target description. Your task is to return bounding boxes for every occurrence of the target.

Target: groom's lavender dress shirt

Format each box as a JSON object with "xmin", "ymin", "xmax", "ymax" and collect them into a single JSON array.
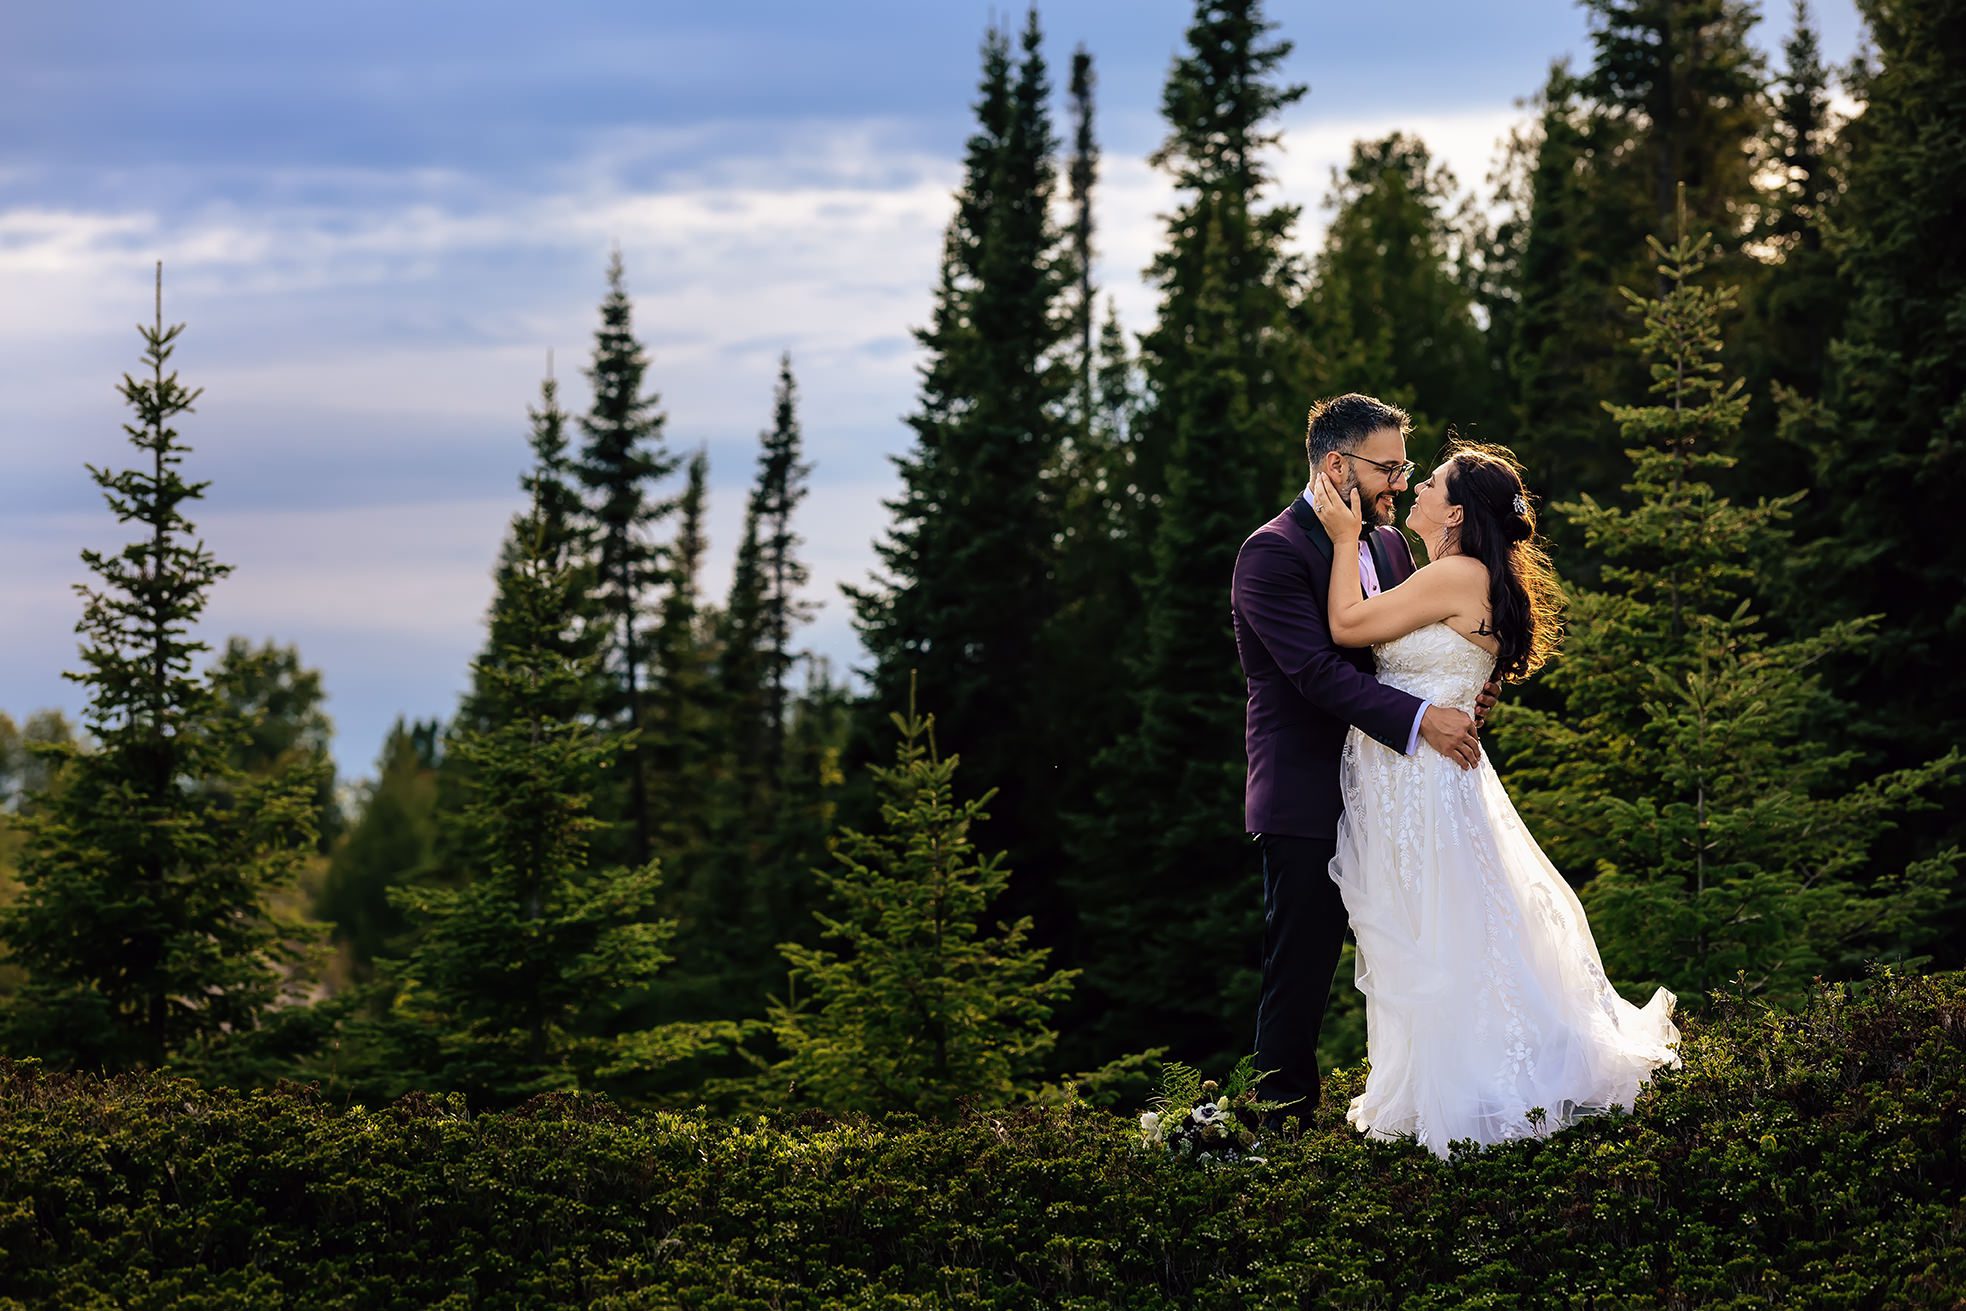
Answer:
[{"xmin": 1231, "ymin": 496, "xmax": 1429, "ymax": 839}]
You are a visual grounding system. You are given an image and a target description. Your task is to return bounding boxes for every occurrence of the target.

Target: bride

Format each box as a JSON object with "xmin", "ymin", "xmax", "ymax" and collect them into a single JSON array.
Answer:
[{"xmin": 1309, "ymin": 441, "xmax": 1679, "ymax": 1158}]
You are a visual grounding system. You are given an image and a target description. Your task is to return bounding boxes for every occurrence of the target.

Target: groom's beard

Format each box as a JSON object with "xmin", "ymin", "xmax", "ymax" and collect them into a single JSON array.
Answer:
[{"xmin": 1342, "ymin": 471, "xmax": 1397, "ymax": 529}]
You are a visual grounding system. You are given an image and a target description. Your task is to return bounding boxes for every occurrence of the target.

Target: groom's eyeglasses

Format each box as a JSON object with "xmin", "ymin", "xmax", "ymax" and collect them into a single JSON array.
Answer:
[{"xmin": 1341, "ymin": 452, "xmax": 1417, "ymax": 483}]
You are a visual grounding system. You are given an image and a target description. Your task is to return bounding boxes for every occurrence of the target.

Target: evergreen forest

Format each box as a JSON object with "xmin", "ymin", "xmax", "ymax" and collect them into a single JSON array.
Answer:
[{"xmin": 3, "ymin": 0, "xmax": 1962, "ymax": 1215}]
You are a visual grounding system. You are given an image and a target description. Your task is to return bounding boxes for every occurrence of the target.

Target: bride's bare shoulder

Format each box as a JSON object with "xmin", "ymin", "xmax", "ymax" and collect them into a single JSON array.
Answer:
[
  {"xmin": 1416, "ymin": 554, "xmax": 1489, "ymax": 583},
  {"xmin": 1414, "ymin": 554, "xmax": 1490, "ymax": 601}
]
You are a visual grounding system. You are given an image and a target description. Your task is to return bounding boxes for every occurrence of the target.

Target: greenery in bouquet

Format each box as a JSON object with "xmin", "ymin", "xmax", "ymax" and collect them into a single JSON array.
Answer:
[{"xmin": 1135, "ymin": 1055, "xmax": 1294, "ymax": 1166}]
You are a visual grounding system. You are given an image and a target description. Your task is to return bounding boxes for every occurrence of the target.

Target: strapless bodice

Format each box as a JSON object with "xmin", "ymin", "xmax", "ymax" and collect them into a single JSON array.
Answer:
[{"xmin": 1372, "ymin": 622, "xmax": 1497, "ymax": 712}]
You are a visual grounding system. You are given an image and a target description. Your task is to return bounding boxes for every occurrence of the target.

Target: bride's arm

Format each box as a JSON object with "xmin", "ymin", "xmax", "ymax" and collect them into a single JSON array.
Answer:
[{"xmin": 1312, "ymin": 474, "xmax": 1473, "ymax": 647}]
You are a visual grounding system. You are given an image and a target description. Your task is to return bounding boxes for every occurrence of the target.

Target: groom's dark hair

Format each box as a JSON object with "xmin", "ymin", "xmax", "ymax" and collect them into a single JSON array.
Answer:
[{"xmin": 1305, "ymin": 393, "xmax": 1412, "ymax": 467}]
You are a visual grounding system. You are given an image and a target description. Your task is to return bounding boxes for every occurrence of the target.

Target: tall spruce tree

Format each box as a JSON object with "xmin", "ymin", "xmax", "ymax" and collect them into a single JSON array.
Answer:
[
  {"xmin": 1061, "ymin": 0, "xmax": 1310, "ymax": 1074},
  {"xmin": 385, "ymin": 498, "xmax": 677, "ymax": 1103},
  {"xmin": 752, "ymin": 356, "xmax": 816, "ymax": 786},
  {"xmin": 1066, "ymin": 46, "xmax": 1099, "ymax": 444},
  {"xmin": 755, "ymin": 678, "xmax": 1077, "ymax": 1117},
  {"xmin": 576, "ymin": 250, "xmax": 678, "ymax": 868},
  {"xmin": 1785, "ymin": 0, "xmax": 1966, "ymax": 829},
  {"xmin": 1505, "ymin": 63, "xmax": 1623, "ymax": 511},
  {"xmin": 1716, "ymin": 1, "xmax": 1845, "ymax": 523},
  {"xmin": 436, "ymin": 360, "xmax": 607, "ymax": 901},
  {"xmin": 0, "ymin": 267, "xmax": 316, "ymax": 1069},
  {"xmin": 458, "ymin": 359, "xmax": 603, "ymax": 740},
  {"xmin": 1491, "ymin": 193, "xmax": 1958, "ymax": 1005},
  {"xmin": 1583, "ymin": 0, "xmax": 1768, "ymax": 239},
  {"xmin": 693, "ymin": 360, "xmax": 818, "ymax": 1012},
  {"xmin": 1508, "ymin": 3, "xmax": 1769, "ymax": 524},
  {"xmin": 1301, "ymin": 132, "xmax": 1494, "ymax": 438},
  {"xmin": 720, "ymin": 498, "xmax": 769, "ymax": 807},
  {"xmin": 646, "ymin": 445, "xmax": 718, "ymax": 865},
  {"xmin": 846, "ymin": 12, "xmax": 1071, "ymax": 956}
]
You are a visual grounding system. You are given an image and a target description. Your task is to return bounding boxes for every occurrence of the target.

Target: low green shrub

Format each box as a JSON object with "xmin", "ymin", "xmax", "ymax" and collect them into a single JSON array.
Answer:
[{"xmin": 2, "ymin": 968, "xmax": 1960, "ymax": 1309}]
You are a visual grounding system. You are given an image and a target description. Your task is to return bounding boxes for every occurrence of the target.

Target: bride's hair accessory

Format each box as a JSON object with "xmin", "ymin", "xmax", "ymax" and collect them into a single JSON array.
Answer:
[{"xmin": 1511, "ymin": 492, "xmax": 1529, "ymax": 517}]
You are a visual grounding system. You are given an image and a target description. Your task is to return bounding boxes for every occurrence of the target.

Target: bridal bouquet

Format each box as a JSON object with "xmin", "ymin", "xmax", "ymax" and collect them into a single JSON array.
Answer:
[{"xmin": 1135, "ymin": 1055, "xmax": 1291, "ymax": 1168}]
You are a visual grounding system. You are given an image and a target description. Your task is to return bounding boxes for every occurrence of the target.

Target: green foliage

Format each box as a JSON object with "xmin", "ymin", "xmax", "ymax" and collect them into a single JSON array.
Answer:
[
  {"xmin": 1508, "ymin": 0, "xmax": 1769, "ymax": 529},
  {"xmin": 208, "ymin": 636, "xmax": 341, "ymax": 851},
  {"xmin": 645, "ymin": 444, "xmax": 719, "ymax": 865},
  {"xmin": 0, "ymin": 710, "xmax": 76, "ymax": 817},
  {"xmin": 1731, "ymin": 0, "xmax": 1846, "ymax": 506},
  {"xmin": 576, "ymin": 250, "xmax": 679, "ymax": 868},
  {"xmin": 721, "ymin": 353, "xmax": 817, "ymax": 806},
  {"xmin": 315, "ymin": 718, "xmax": 441, "ymax": 976},
  {"xmin": 1495, "ymin": 195, "xmax": 1960, "ymax": 1006},
  {"xmin": 369, "ymin": 496, "xmax": 686, "ymax": 1105},
  {"xmin": 754, "ymin": 679, "xmax": 1078, "ymax": 1118},
  {"xmin": 0, "ymin": 268, "xmax": 319, "ymax": 1071},
  {"xmin": 1302, "ymin": 132, "xmax": 1494, "ymax": 435},
  {"xmin": 455, "ymin": 361, "xmax": 605, "ymax": 745},
  {"xmin": 1065, "ymin": 0, "xmax": 1307, "ymax": 1077},
  {"xmin": 1791, "ymin": 0, "xmax": 1966, "ymax": 780},
  {"xmin": 847, "ymin": 13, "xmax": 1071, "ymax": 842},
  {"xmin": 1, "ymin": 969, "xmax": 1960, "ymax": 1307}
]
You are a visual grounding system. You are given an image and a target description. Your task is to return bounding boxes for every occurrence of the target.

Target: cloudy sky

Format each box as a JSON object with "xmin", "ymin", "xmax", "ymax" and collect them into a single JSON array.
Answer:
[{"xmin": 1, "ymin": 0, "xmax": 1863, "ymax": 780}]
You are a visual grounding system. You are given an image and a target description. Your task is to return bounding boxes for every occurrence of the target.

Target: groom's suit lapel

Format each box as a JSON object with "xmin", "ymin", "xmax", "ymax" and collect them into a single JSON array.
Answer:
[{"xmin": 1286, "ymin": 496, "xmax": 1334, "ymax": 563}]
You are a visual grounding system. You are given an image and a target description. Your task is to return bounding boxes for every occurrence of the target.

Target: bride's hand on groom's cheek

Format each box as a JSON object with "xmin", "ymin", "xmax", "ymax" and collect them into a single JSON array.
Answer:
[{"xmin": 1312, "ymin": 473, "xmax": 1361, "ymax": 539}]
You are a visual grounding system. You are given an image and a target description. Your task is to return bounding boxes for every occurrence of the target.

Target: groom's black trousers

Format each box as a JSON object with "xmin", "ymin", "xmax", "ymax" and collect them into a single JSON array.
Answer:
[{"xmin": 1252, "ymin": 832, "xmax": 1345, "ymax": 1118}]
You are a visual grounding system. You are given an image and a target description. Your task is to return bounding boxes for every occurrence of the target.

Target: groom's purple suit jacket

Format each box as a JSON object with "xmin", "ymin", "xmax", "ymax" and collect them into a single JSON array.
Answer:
[{"xmin": 1230, "ymin": 498, "xmax": 1425, "ymax": 839}]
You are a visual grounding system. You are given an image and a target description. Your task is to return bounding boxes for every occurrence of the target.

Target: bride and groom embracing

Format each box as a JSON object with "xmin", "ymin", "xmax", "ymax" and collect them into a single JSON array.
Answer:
[{"xmin": 1230, "ymin": 392, "xmax": 1680, "ymax": 1159}]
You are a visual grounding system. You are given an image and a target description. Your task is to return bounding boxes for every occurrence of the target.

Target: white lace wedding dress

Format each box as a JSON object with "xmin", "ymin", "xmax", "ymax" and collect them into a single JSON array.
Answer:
[{"xmin": 1332, "ymin": 621, "xmax": 1680, "ymax": 1158}]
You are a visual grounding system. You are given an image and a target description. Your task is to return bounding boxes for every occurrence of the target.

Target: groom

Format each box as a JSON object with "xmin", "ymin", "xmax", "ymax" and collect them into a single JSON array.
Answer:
[{"xmin": 1230, "ymin": 393, "xmax": 1488, "ymax": 1131}]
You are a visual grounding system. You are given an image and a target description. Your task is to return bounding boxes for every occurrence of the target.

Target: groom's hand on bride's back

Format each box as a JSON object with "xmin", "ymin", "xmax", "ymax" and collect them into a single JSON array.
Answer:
[
  {"xmin": 1475, "ymin": 680, "xmax": 1501, "ymax": 729},
  {"xmin": 1420, "ymin": 705, "xmax": 1482, "ymax": 769}
]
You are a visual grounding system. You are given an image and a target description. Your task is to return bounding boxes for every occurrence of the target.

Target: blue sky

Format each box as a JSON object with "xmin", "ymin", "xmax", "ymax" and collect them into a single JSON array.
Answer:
[{"xmin": 0, "ymin": 1, "xmax": 1865, "ymax": 781}]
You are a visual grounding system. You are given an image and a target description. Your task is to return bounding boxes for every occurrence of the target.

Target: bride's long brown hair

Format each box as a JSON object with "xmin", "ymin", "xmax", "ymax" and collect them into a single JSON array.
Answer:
[{"xmin": 1439, "ymin": 441, "xmax": 1564, "ymax": 683}]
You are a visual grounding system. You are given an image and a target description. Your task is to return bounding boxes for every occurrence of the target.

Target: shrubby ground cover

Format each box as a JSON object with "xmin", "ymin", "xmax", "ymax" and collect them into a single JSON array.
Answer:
[{"xmin": 2, "ymin": 969, "xmax": 1959, "ymax": 1310}]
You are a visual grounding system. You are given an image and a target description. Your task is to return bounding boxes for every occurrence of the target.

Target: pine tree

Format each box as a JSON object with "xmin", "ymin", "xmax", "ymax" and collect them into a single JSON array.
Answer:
[
  {"xmin": 1301, "ymin": 132, "xmax": 1493, "ymax": 435},
  {"xmin": 1507, "ymin": 3, "xmax": 1769, "ymax": 524},
  {"xmin": 1733, "ymin": 0, "xmax": 1846, "ymax": 505},
  {"xmin": 385, "ymin": 497, "xmax": 677, "ymax": 1103},
  {"xmin": 719, "ymin": 496, "xmax": 769, "ymax": 807},
  {"xmin": 753, "ymin": 356, "xmax": 816, "ymax": 786},
  {"xmin": 646, "ymin": 445, "xmax": 718, "ymax": 863},
  {"xmin": 1785, "ymin": 0, "xmax": 1966, "ymax": 804},
  {"xmin": 846, "ymin": 12, "xmax": 1072, "ymax": 967},
  {"xmin": 1062, "ymin": 0, "xmax": 1309, "ymax": 1074},
  {"xmin": 0, "ymin": 267, "xmax": 316, "ymax": 1069},
  {"xmin": 1506, "ymin": 63, "xmax": 1625, "ymax": 510},
  {"xmin": 1128, "ymin": 0, "xmax": 1307, "ymax": 517},
  {"xmin": 459, "ymin": 358, "xmax": 604, "ymax": 739},
  {"xmin": 757, "ymin": 678, "xmax": 1078, "ymax": 1117},
  {"xmin": 576, "ymin": 250, "xmax": 678, "ymax": 868},
  {"xmin": 1491, "ymin": 192, "xmax": 1959, "ymax": 1005},
  {"xmin": 1066, "ymin": 46, "xmax": 1099, "ymax": 445},
  {"xmin": 690, "ymin": 359, "xmax": 820, "ymax": 1013},
  {"xmin": 1583, "ymin": 0, "xmax": 1768, "ymax": 240}
]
